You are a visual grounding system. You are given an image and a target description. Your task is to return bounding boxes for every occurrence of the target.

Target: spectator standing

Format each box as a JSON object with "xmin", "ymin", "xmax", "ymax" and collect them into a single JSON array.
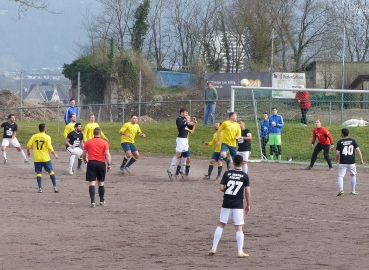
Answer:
[
  {"xmin": 64, "ymin": 98, "xmax": 78, "ymax": 125},
  {"xmin": 268, "ymin": 107, "xmax": 284, "ymax": 160},
  {"xmin": 295, "ymin": 85, "xmax": 311, "ymax": 126},
  {"xmin": 259, "ymin": 113, "xmax": 269, "ymax": 160},
  {"xmin": 204, "ymin": 82, "xmax": 218, "ymax": 126}
]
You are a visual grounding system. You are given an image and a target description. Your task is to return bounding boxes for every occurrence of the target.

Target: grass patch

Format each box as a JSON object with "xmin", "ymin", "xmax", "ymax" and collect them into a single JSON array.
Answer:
[{"xmin": 13, "ymin": 120, "xmax": 368, "ymax": 163}]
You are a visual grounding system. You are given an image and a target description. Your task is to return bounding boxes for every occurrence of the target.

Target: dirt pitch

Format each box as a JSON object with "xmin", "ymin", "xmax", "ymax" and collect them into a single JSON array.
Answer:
[{"xmin": 1, "ymin": 149, "xmax": 369, "ymax": 270}]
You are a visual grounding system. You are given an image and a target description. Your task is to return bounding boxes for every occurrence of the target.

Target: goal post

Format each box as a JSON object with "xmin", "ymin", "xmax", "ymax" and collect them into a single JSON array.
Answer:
[{"xmin": 230, "ymin": 86, "xmax": 369, "ymax": 163}]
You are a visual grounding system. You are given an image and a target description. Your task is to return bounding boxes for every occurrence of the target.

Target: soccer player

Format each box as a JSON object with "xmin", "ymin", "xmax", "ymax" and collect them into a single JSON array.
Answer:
[
  {"xmin": 209, "ymin": 154, "xmax": 251, "ymax": 258},
  {"xmin": 335, "ymin": 128, "xmax": 364, "ymax": 196},
  {"xmin": 306, "ymin": 119, "xmax": 334, "ymax": 171},
  {"xmin": 218, "ymin": 112, "xmax": 241, "ymax": 169},
  {"xmin": 1, "ymin": 114, "xmax": 29, "ymax": 164},
  {"xmin": 119, "ymin": 115, "xmax": 146, "ymax": 173},
  {"xmin": 175, "ymin": 115, "xmax": 196, "ymax": 178},
  {"xmin": 203, "ymin": 122, "xmax": 223, "ymax": 180},
  {"xmin": 237, "ymin": 120, "xmax": 252, "ymax": 173},
  {"xmin": 83, "ymin": 113, "xmax": 108, "ymax": 142},
  {"xmin": 259, "ymin": 113, "xmax": 269, "ymax": 160},
  {"xmin": 82, "ymin": 128, "xmax": 111, "ymax": 208},
  {"xmin": 26, "ymin": 124, "xmax": 59, "ymax": 193},
  {"xmin": 65, "ymin": 123, "xmax": 84, "ymax": 175},
  {"xmin": 268, "ymin": 107, "xmax": 284, "ymax": 160},
  {"xmin": 64, "ymin": 98, "xmax": 78, "ymax": 125},
  {"xmin": 63, "ymin": 113, "xmax": 77, "ymax": 139},
  {"xmin": 167, "ymin": 108, "xmax": 197, "ymax": 180}
]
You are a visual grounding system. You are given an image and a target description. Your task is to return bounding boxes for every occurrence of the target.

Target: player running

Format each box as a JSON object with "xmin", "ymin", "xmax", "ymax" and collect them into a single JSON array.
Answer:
[
  {"xmin": 26, "ymin": 124, "xmax": 59, "ymax": 193},
  {"xmin": 209, "ymin": 154, "xmax": 251, "ymax": 258},
  {"xmin": 119, "ymin": 115, "xmax": 146, "ymax": 174},
  {"xmin": 1, "ymin": 114, "xmax": 29, "ymax": 164},
  {"xmin": 65, "ymin": 123, "xmax": 84, "ymax": 175},
  {"xmin": 335, "ymin": 128, "xmax": 364, "ymax": 196},
  {"xmin": 203, "ymin": 122, "xmax": 223, "ymax": 180}
]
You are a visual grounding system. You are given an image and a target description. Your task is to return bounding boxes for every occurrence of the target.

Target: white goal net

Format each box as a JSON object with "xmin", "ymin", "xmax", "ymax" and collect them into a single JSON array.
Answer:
[{"xmin": 231, "ymin": 86, "xmax": 369, "ymax": 162}]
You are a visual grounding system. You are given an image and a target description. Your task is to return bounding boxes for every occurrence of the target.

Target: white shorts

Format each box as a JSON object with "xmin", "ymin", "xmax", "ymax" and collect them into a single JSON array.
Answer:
[
  {"xmin": 1, "ymin": 137, "xmax": 21, "ymax": 148},
  {"xmin": 338, "ymin": 164, "xmax": 357, "ymax": 177},
  {"xmin": 219, "ymin": 207, "xmax": 245, "ymax": 225},
  {"xmin": 175, "ymin": 137, "xmax": 188, "ymax": 153},
  {"xmin": 237, "ymin": 151, "xmax": 250, "ymax": 162},
  {"xmin": 67, "ymin": 147, "xmax": 83, "ymax": 157}
]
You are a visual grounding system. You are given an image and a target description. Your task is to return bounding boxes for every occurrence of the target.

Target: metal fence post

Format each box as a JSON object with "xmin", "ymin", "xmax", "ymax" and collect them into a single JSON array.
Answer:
[
  {"xmin": 329, "ymin": 101, "xmax": 332, "ymax": 125},
  {"xmin": 189, "ymin": 100, "xmax": 192, "ymax": 117},
  {"xmin": 122, "ymin": 102, "xmax": 125, "ymax": 125}
]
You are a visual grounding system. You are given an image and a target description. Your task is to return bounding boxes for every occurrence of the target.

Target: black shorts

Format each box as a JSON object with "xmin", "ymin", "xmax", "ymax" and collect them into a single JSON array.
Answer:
[{"xmin": 86, "ymin": 160, "xmax": 106, "ymax": 182}]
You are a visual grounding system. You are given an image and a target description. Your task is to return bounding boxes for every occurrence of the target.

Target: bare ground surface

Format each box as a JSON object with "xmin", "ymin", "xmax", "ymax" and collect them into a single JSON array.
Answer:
[{"xmin": 1, "ymin": 149, "xmax": 369, "ymax": 269}]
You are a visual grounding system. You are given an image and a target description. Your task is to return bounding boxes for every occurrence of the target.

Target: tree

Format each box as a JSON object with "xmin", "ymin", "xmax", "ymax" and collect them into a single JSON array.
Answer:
[
  {"xmin": 9, "ymin": 0, "xmax": 58, "ymax": 18},
  {"xmin": 131, "ymin": 0, "xmax": 151, "ymax": 52}
]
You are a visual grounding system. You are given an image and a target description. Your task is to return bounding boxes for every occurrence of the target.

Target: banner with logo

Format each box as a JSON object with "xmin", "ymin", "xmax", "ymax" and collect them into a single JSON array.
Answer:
[{"xmin": 272, "ymin": 72, "xmax": 306, "ymax": 99}]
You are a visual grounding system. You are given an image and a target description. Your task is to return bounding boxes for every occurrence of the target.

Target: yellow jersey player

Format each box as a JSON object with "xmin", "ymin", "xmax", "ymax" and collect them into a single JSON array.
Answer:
[
  {"xmin": 218, "ymin": 112, "xmax": 241, "ymax": 169},
  {"xmin": 203, "ymin": 122, "xmax": 223, "ymax": 180},
  {"xmin": 63, "ymin": 113, "xmax": 77, "ymax": 139},
  {"xmin": 26, "ymin": 123, "xmax": 59, "ymax": 193},
  {"xmin": 83, "ymin": 113, "xmax": 108, "ymax": 142},
  {"xmin": 119, "ymin": 115, "xmax": 146, "ymax": 173}
]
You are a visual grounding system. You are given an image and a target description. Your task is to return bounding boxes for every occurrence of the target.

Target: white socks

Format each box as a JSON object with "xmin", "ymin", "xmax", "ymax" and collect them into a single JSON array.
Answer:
[
  {"xmin": 338, "ymin": 176, "xmax": 344, "ymax": 191},
  {"xmin": 212, "ymin": 226, "xmax": 223, "ymax": 250},
  {"xmin": 69, "ymin": 155, "xmax": 76, "ymax": 167},
  {"xmin": 236, "ymin": 231, "xmax": 244, "ymax": 253},
  {"xmin": 242, "ymin": 164, "xmax": 248, "ymax": 174},
  {"xmin": 169, "ymin": 156, "xmax": 178, "ymax": 172},
  {"xmin": 350, "ymin": 175, "xmax": 356, "ymax": 192},
  {"xmin": 2, "ymin": 151, "xmax": 6, "ymax": 160},
  {"xmin": 20, "ymin": 150, "xmax": 27, "ymax": 160}
]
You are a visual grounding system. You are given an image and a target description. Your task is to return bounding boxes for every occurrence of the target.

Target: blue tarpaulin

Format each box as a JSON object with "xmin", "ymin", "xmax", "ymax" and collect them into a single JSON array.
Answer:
[{"xmin": 156, "ymin": 71, "xmax": 196, "ymax": 88}]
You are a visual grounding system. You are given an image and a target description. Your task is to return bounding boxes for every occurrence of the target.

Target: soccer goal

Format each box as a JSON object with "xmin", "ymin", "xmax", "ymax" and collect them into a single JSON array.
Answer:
[{"xmin": 231, "ymin": 86, "xmax": 369, "ymax": 162}]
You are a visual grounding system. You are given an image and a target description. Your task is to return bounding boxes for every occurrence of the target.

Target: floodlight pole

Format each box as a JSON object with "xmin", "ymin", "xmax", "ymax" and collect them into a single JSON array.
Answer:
[
  {"xmin": 341, "ymin": 0, "xmax": 346, "ymax": 124},
  {"xmin": 270, "ymin": 29, "xmax": 276, "ymax": 87}
]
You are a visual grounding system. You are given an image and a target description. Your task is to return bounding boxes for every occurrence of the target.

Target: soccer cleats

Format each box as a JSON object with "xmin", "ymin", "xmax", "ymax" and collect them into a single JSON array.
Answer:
[
  {"xmin": 209, "ymin": 249, "xmax": 216, "ymax": 256},
  {"xmin": 203, "ymin": 175, "xmax": 211, "ymax": 180},
  {"xmin": 329, "ymin": 168, "xmax": 333, "ymax": 171},
  {"xmin": 100, "ymin": 201, "xmax": 106, "ymax": 206},
  {"xmin": 238, "ymin": 251, "xmax": 249, "ymax": 258},
  {"xmin": 24, "ymin": 160, "xmax": 30, "ymax": 164},
  {"xmin": 91, "ymin": 203, "xmax": 95, "ymax": 208},
  {"xmin": 68, "ymin": 168, "xmax": 74, "ymax": 175},
  {"xmin": 38, "ymin": 188, "xmax": 43, "ymax": 193},
  {"xmin": 337, "ymin": 190, "xmax": 344, "ymax": 196},
  {"xmin": 4, "ymin": 159, "xmax": 7, "ymax": 164},
  {"xmin": 306, "ymin": 166, "xmax": 311, "ymax": 170},
  {"xmin": 54, "ymin": 187, "xmax": 59, "ymax": 193},
  {"xmin": 350, "ymin": 191, "xmax": 358, "ymax": 195},
  {"xmin": 167, "ymin": 170, "xmax": 173, "ymax": 180}
]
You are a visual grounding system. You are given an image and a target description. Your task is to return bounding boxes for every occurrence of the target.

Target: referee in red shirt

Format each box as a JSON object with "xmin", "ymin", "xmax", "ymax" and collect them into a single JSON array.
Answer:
[
  {"xmin": 82, "ymin": 128, "xmax": 111, "ymax": 208},
  {"xmin": 306, "ymin": 119, "xmax": 334, "ymax": 171}
]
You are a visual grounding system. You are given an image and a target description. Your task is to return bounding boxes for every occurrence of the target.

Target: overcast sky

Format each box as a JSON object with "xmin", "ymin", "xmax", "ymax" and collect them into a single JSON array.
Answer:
[{"xmin": 0, "ymin": 0, "xmax": 102, "ymax": 71}]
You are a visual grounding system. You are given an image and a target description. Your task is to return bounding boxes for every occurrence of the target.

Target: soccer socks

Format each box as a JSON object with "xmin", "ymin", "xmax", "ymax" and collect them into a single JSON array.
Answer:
[
  {"xmin": 121, "ymin": 156, "xmax": 129, "ymax": 168},
  {"xmin": 217, "ymin": 165, "xmax": 223, "ymax": 177},
  {"xmin": 338, "ymin": 176, "xmax": 344, "ymax": 191},
  {"xmin": 126, "ymin": 157, "xmax": 137, "ymax": 167},
  {"xmin": 169, "ymin": 156, "xmax": 178, "ymax": 172},
  {"xmin": 242, "ymin": 163, "xmax": 248, "ymax": 173},
  {"xmin": 77, "ymin": 158, "xmax": 83, "ymax": 168},
  {"xmin": 277, "ymin": 145, "xmax": 282, "ymax": 156},
  {"xmin": 19, "ymin": 150, "xmax": 27, "ymax": 160},
  {"xmin": 49, "ymin": 172, "xmax": 57, "ymax": 188},
  {"xmin": 350, "ymin": 175, "xmax": 356, "ymax": 192},
  {"xmin": 269, "ymin": 155, "xmax": 274, "ymax": 160},
  {"xmin": 180, "ymin": 157, "xmax": 186, "ymax": 172},
  {"xmin": 89, "ymin": 185, "xmax": 95, "ymax": 204},
  {"xmin": 175, "ymin": 163, "xmax": 181, "ymax": 175},
  {"xmin": 36, "ymin": 174, "xmax": 42, "ymax": 189},
  {"xmin": 69, "ymin": 154, "xmax": 76, "ymax": 167},
  {"xmin": 185, "ymin": 163, "xmax": 190, "ymax": 175},
  {"xmin": 208, "ymin": 164, "xmax": 214, "ymax": 176},
  {"xmin": 212, "ymin": 226, "xmax": 223, "ymax": 250},
  {"xmin": 277, "ymin": 155, "xmax": 282, "ymax": 160},
  {"xmin": 236, "ymin": 231, "xmax": 244, "ymax": 253},
  {"xmin": 98, "ymin": 185, "xmax": 105, "ymax": 203},
  {"xmin": 2, "ymin": 151, "xmax": 6, "ymax": 160}
]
